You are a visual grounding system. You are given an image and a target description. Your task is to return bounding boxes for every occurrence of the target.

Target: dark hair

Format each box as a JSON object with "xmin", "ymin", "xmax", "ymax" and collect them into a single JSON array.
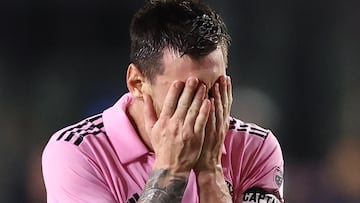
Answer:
[{"xmin": 129, "ymin": 0, "xmax": 231, "ymax": 82}]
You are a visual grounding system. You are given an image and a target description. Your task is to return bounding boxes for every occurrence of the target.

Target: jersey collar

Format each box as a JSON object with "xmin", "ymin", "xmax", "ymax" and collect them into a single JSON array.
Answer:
[{"xmin": 103, "ymin": 93, "xmax": 149, "ymax": 164}]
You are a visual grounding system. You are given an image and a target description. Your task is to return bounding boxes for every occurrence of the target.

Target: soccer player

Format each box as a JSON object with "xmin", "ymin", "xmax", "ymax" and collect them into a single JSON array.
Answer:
[{"xmin": 42, "ymin": 0, "xmax": 284, "ymax": 202}]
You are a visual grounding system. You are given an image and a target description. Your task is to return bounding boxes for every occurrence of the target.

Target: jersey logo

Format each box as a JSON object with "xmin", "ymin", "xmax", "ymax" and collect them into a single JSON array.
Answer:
[
  {"xmin": 242, "ymin": 187, "xmax": 281, "ymax": 203},
  {"xmin": 274, "ymin": 167, "xmax": 283, "ymax": 188},
  {"xmin": 273, "ymin": 167, "xmax": 284, "ymax": 198},
  {"xmin": 56, "ymin": 114, "xmax": 104, "ymax": 146},
  {"xmin": 229, "ymin": 118, "xmax": 269, "ymax": 139}
]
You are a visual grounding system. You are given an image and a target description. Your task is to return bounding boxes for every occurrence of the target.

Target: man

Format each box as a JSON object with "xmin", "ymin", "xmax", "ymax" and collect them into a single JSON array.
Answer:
[{"xmin": 42, "ymin": 0, "xmax": 284, "ymax": 202}]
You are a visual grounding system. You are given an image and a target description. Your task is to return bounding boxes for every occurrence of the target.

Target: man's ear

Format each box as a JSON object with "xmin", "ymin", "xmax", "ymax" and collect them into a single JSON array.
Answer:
[{"xmin": 126, "ymin": 63, "xmax": 149, "ymax": 99}]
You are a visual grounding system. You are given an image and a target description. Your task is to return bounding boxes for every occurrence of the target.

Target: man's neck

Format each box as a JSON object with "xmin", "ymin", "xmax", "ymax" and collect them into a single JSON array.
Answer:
[{"xmin": 126, "ymin": 98, "xmax": 153, "ymax": 151}]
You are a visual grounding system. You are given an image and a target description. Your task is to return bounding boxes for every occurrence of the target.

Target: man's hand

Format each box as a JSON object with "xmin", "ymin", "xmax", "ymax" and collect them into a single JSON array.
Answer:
[
  {"xmin": 138, "ymin": 77, "xmax": 211, "ymax": 203},
  {"xmin": 194, "ymin": 75, "xmax": 233, "ymax": 203},
  {"xmin": 143, "ymin": 77, "xmax": 211, "ymax": 174},
  {"xmin": 195, "ymin": 75, "xmax": 233, "ymax": 171}
]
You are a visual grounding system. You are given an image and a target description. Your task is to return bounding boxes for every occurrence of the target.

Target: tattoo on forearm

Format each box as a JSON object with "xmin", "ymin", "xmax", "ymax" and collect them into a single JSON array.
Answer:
[{"xmin": 138, "ymin": 169, "xmax": 188, "ymax": 203}]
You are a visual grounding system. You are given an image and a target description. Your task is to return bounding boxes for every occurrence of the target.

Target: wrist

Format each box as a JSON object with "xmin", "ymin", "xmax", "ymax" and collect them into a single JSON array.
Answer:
[
  {"xmin": 153, "ymin": 161, "xmax": 191, "ymax": 177},
  {"xmin": 194, "ymin": 162, "xmax": 222, "ymax": 174},
  {"xmin": 195, "ymin": 164, "xmax": 223, "ymax": 184},
  {"xmin": 195, "ymin": 165, "xmax": 232, "ymax": 202}
]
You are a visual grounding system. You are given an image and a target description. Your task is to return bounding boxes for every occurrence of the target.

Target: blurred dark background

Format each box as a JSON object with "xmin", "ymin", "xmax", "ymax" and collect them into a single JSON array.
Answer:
[{"xmin": 0, "ymin": 0, "xmax": 359, "ymax": 202}]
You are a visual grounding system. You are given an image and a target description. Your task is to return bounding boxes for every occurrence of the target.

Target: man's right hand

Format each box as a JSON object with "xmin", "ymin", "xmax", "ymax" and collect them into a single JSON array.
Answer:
[{"xmin": 143, "ymin": 77, "xmax": 211, "ymax": 175}]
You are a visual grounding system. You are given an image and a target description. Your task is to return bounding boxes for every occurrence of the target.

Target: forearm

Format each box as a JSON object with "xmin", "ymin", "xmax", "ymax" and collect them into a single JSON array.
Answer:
[
  {"xmin": 138, "ymin": 169, "xmax": 189, "ymax": 203},
  {"xmin": 196, "ymin": 166, "xmax": 232, "ymax": 203}
]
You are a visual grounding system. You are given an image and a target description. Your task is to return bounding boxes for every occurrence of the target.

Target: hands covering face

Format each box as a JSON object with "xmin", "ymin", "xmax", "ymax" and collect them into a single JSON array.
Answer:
[{"xmin": 144, "ymin": 75, "xmax": 232, "ymax": 174}]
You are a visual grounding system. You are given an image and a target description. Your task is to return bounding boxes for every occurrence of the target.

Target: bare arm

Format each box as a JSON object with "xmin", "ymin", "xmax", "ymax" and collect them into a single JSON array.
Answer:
[
  {"xmin": 138, "ymin": 169, "xmax": 188, "ymax": 203},
  {"xmin": 196, "ymin": 166, "xmax": 232, "ymax": 203}
]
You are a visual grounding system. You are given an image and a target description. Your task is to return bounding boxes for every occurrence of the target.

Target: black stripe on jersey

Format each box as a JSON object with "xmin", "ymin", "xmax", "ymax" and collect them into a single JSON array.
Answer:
[
  {"xmin": 65, "ymin": 127, "xmax": 89, "ymax": 141},
  {"xmin": 56, "ymin": 114, "xmax": 103, "ymax": 145},
  {"xmin": 128, "ymin": 198, "xmax": 136, "ymax": 203},
  {"xmin": 133, "ymin": 193, "xmax": 139, "ymax": 201},
  {"xmin": 236, "ymin": 128, "xmax": 247, "ymax": 132},
  {"xmin": 56, "ymin": 114, "xmax": 102, "ymax": 141},
  {"xmin": 73, "ymin": 128, "xmax": 103, "ymax": 146},
  {"xmin": 229, "ymin": 118, "xmax": 237, "ymax": 130},
  {"xmin": 56, "ymin": 121, "xmax": 87, "ymax": 141},
  {"xmin": 73, "ymin": 122, "xmax": 104, "ymax": 146},
  {"xmin": 249, "ymin": 131, "xmax": 268, "ymax": 139},
  {"xmin": 65, "ymin": 132, "xmax": 75, "ymax": 141},
  {"xmin": 88, "ymin": 114, "xmax": 102, "ymax": 122},
  {"xmin": 96, "ymin": 122, "xmax": 104, "ymax": 129},
  {"xmin": 228, "ymin": 118, "xmax": 269, "ymax": 139},
  {"xmin": 250, "ymin": 126, "xmax": 267, "ymax": 133},
  {"xmin": 126, "ymin": 193, "xmax": 140, "ymax": 203}
]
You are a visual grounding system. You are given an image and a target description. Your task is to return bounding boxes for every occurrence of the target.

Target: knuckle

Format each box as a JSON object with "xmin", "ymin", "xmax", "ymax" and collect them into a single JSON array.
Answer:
[
  {"xmin": 178, "ymin": 100, "xmax": 190, "ymax": 110},
  {"xmin": 182, "ymin": 128, "xmax": 194, "ymax": 141},
  {"xmin": 168, "ymin": 121, "xmax": 181, "ymax": 133},
  {"xmin": 222, "ymin": 102, "xmax": 228, "ymax": 111}
]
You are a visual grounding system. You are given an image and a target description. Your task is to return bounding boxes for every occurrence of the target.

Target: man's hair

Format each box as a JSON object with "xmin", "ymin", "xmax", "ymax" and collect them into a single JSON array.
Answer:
[{"xmin": 129, "ymin": 0, "xmax": 231, "ymax": 82}]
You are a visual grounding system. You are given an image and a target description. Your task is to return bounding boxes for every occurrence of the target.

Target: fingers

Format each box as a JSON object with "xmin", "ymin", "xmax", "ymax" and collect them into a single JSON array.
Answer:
[
  {"xmin": 227, "ymin": 76, "xmax": 233, "ymax": 110},
  {"xmin": 159, "ymin": 80, "xmax": 185, "ymax": 118},
  {"xmin": 211, "ymin": 83, "xmax": 222, "ymax": 130},
  {"xmin": 219, "ymin": 76, "xmax": 228, "ymax": 118},
  {"xmin": 208, "ymin": 97, "xmax": 216, "ymax": 132},
  {"xmin": 184, "ymin": 83, "xmax": 207, "ymax": 127},
  {"xmin": 194, "ymin": 98, "xmax": 212, "ymax": 135},
  {"xmin": 173, "ymin": 77, "xmax": 199, "ymax": 120},
  {"xmin": 144, "ymin": 94, "xmax": 157, "ymax": 133},
  {"xmin": 217, "ymin": 75, "xmax": 232, "ymax": 130},
  {"xmin": 219, "ymin": 75, "xmax": 233, "ymax": 119}
]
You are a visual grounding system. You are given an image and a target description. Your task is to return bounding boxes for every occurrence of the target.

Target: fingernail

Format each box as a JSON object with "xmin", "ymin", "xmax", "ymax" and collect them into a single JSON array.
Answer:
[
  {"xmin": 199, "ymin": 84, "xmax": 206, "ymax": 99},
  {"xmin": 220, "ymin": 76, "xmax": 226, "ymax": 84},
  {"xmin": 215, "ymin": 83, "xmax": 219, "ymax": 91},
  {"xmin": 175, "ymin": 81, "xmax": 184, "ymax": 89}
]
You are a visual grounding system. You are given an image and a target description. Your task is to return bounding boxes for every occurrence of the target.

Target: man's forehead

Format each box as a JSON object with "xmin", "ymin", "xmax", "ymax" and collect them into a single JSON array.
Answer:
[
  {"xmin": 161, "ymin": 47, "xmax": 225, "ymax": 69},
  {"xmin": 155, "ymin": 48, "xmax": 225, "ymax": 86}
]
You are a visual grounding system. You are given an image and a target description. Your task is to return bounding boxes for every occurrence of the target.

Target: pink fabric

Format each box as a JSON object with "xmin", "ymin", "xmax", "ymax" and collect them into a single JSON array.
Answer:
[{"xmin": 42, "ymin": 93, "xmax": 284, "ymax": 203}]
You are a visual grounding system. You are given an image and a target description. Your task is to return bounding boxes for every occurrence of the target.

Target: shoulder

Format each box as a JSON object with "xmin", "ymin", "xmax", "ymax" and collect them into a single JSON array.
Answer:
[
  {"xmin": 42, "ymin": 114, "xmax": 118, "ymax": 202},
  {"xmin": 42, "ymin": 113, "xmax": 108, "ymax": 175},
  {"xmin": 42, "ymin": 113, "xmax": 106, "ymax": 169},
  {"xmin": 224, "ymin": 117, "xmax": 284, "ymax": 201},
  {"xmin": 226, "ymin": 117, "xmax": 282, "ymax": 153},
  {"xmin": 46, "ymin": 114, "xmax": 106, "ymax": 148},
  {"xmin": 42, "ymin": 114, "xmax": 108, "ymax": 191},
  {"xmin": 225, "ymin": 117, "xmax": 283, "ymax": 166}
]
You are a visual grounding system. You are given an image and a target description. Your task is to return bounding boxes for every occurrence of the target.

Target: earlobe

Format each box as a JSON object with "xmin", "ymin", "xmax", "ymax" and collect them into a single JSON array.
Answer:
[{"xmin": 126, "ymin": 63, "xmax": 146, "ymax": 98}]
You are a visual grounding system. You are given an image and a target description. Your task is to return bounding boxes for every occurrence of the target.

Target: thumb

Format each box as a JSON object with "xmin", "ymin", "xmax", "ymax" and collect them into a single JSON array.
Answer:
[{"xmin": 143, "ymin": 93, "xmax": 157, "ymax": 133}]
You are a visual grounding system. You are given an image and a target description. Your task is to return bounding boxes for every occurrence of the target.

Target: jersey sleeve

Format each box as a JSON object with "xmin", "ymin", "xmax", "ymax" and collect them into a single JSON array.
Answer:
[
  {"xmin": 42, "ymin": 141, "xmax": 117, "ymax": 203},
  {"xmin": 236, "ymin": 130, "xmax": 284, "ymax": 203}
]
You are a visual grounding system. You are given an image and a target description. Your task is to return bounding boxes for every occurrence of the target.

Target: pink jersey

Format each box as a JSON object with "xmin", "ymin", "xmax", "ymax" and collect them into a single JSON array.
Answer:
[{"xmin": 42, "ymin": 93, "xmax": 284, "ymax": 203}]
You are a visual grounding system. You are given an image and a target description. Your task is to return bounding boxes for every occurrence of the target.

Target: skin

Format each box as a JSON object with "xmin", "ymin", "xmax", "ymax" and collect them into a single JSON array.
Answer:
[{"xmin": 126, "ymin": 47, "xmax": 233, "ymax": 202}]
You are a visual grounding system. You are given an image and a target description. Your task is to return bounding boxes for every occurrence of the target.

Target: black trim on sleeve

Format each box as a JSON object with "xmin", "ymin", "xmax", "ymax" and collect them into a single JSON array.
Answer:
[
  {"xmin": 56, "ymin": 114, "xmax": 104, "ymax": 146},
  {"xmin": 228, "ymin": 117, "xmax": 269, "ymax": 139}
]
